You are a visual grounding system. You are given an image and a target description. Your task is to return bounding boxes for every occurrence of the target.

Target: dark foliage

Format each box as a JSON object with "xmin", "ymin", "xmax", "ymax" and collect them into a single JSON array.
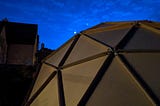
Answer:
[{"xmin": 0, "ymin": 64, "xmax": 35, "ymax": 106}]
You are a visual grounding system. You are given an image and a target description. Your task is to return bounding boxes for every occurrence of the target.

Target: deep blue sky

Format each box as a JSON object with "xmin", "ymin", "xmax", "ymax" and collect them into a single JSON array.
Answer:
[{"xmin": 0, "ymin": 0, "xmax": 160, "ymax": 49}]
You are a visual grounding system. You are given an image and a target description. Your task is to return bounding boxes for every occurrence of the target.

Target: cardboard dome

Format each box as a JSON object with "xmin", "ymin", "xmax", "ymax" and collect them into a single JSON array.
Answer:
[{"xmin": 25, "ymin": 21, "xmax": 160, "ymax": 106}]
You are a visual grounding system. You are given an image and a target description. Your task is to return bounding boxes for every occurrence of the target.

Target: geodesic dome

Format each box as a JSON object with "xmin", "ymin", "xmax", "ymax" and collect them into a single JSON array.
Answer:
[{"xmin": 25, "ymin": 21, "xmax": 160, "ymax": 106}]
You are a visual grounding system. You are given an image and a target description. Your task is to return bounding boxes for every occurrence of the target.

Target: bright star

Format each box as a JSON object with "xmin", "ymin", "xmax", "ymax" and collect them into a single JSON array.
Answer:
[{"xmin": 86, "ymin": 23, "xmax": 89, "ymax": 26}]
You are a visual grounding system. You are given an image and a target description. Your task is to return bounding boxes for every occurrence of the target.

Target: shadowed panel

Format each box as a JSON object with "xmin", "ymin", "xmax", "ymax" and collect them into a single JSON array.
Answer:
[
  {"xmin": 84, "ymin": 27, "xmax": 131, "ymax": 47},
  {"xmin": 124, "ymin": 53, "xmax": 160, "ymax": 100},
  {"xmin": 86, "ymin": 57, "xmax": 153, "ymax": 106},
  {"xmin": 124, "ymin": 27, "xmax": 160, "ymax": 50}
]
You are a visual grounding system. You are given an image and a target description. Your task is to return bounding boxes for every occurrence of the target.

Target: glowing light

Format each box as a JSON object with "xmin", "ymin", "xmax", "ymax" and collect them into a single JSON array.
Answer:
[
  {"xmin": 74, "ymin": 31, "xmax": 77, "ymax": 34},
  {"xmin": 86, "ymin": 23, "xmax": 89, "ymax": 26}
]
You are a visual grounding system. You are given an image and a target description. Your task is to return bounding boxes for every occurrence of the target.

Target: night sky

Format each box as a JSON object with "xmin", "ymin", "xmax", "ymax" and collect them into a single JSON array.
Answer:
[{"xmin": 0, "ymin": 0, "xmax": 160, "ymax": 49}]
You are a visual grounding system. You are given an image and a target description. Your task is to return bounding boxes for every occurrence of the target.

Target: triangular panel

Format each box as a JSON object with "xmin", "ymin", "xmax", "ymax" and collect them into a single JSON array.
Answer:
[
  {"xmin": 29, "ymin": 64, "xmax": 56, "ymax": 98},
  {"xmin": 84, "ymin": 27, "xmax": 132, "ymax": 47},
  {"xmin": 64, "ymin": 35, "xmax": 108, "ymax": 65},
  {"xmin": 86, "ymin": 57, "xmax": 153, "ymax": 106},
  {"xmin": 124, "ymin": 27, "xmax": 160, "ymax": 50},
  {"xmin": 45, "ymin": 39, "xmax": 74, "ymax": 66},
  {"xmin": 62, "ymin": 56, "xmax": 107, "ymax": 106},
  {"xmin": 30, "ymin": 75, "xmax": 59, "ymax": 106},
  {"xmin": 123, "ymin": 53, "xmax": 160, "ymax": 100}
]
